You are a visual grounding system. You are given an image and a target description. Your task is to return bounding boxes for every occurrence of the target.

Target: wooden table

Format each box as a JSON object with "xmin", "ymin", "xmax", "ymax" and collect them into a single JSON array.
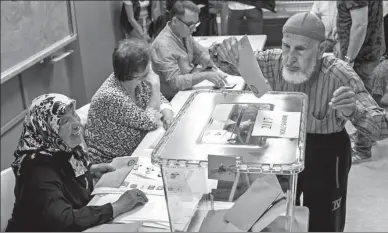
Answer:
[{"xmin": 86, "ymin": 35, "xmax": 267, "ymax": 232}]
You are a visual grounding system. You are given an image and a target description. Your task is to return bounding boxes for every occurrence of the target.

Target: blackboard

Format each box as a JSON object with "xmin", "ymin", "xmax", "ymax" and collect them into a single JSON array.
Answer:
[{"xmin": 1, "ymin": 1, "xmax": 77, "ymax": 83}]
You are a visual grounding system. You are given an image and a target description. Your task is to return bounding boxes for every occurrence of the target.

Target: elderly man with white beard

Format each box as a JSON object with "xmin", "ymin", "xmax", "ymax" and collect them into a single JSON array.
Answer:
[{"xmin": 209, "ymin": 12, "xmax": 388, "ymax": 232}]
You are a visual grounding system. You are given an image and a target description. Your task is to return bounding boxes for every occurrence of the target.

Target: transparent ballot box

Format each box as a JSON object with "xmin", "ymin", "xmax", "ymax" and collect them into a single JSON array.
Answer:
[{"xmin": 151, "ymin": 90, "xmax": 309, "ymax": 232}]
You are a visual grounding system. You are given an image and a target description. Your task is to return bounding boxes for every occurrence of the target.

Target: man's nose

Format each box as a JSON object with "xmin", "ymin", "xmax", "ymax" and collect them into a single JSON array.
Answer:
[{"xmin": 286, "ymin": 56, "xmax": 297, "ymax": 66}]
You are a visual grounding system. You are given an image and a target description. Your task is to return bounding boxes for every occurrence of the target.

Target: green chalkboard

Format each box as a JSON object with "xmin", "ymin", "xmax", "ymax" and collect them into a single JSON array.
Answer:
[{"xmin": 1, "ymin": 1, "xmax": 76, "ymax": 83}]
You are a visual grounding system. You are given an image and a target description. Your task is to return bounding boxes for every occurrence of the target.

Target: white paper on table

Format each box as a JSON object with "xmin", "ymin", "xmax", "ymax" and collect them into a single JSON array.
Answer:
[
  {"xmin": 252, "ymin": 110, "xmax": 301, "ymax": 138},
  {"xmin": 93, "ymin": 194, "xmax": 170, "ymax": 224},
  {"xmin": 238, "ymin": 36, "xmax": 272, "ymax": 98},
  {"xmin": 91, "ymin": 157, "xmax": 163, "ymax": 196}
]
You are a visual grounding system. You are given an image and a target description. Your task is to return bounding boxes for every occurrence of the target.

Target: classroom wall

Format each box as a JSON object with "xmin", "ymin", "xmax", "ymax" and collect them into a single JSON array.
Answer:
[{"xmin": 1, "ymin": 1, "xmax": 122, "ymax": 170}]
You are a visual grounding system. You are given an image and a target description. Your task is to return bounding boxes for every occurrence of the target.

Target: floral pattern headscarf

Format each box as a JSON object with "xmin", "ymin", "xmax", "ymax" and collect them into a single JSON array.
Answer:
[{"xmin": 12, "ymin": 94, "xmax": 90, "ymax": 177}]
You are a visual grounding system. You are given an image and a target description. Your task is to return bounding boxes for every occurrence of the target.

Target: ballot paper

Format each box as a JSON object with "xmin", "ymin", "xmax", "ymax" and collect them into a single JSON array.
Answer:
[
  {"xmin": 238, "ymin": 35, "xmax": 272, "ymax": 98},
  {"xmin": 252, "ymin": 110, "xmax": 301, "ymax": 138},
  {"xmin": 224, "ymin": 175, "xmax": 285, "ymax": 231},
  {"xmin": 94, "ymin": 157, "xmax": 138, "ymax": 189},
  {"xmin": 199, "ymin": 209, "xmax": 241, "ymax": 232}
]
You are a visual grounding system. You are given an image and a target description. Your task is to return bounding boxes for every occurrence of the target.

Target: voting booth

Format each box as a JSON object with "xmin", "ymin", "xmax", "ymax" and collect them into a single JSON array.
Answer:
[{"xmin": 151, "ymin": 90, "xmax": 310, "ymax": 232}]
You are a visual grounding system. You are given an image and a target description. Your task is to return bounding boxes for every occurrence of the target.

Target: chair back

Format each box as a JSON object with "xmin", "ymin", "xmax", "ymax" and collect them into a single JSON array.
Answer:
[{"xmin": 1, "ymin": 168, "xmax": 15, "ymax": 231}]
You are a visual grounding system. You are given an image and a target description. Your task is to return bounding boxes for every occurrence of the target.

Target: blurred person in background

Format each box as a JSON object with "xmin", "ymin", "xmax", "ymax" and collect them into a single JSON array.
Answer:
[
  {"xmin": 336, "ymin": 0, "xmax": 385, "ymax": 164},
  {"xmin": 227, "ymin": 0, "xmax": 275, "ymax": 35},
  {"xmin": 371, "ymin": 2, "xmax": 388, "ymax": 108},
  {"xmin": 191, "ymin": 0, "xmax": 224, "ymax": 36},
  {"xmin": 310, "ymin": 1, "xmax": 338, "ymax": 54},
  {"xmin": 120, "ymin": 0, "xmax": 162, "ymax": 42}
]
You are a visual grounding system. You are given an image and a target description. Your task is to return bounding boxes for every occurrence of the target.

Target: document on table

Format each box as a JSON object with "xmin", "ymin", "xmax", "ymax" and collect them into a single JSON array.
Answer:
[
  {"xmin": 92, "ymin": 193, "xmax": 170, "ymax": 229},
  {"xmin": 194, "ymin": 73, "xmax": 243, "ymax": 90},
  {"xmin": 92, "ymin": 157, "xmax": 163, "ymax": 196},
  {"xmin": 252, "ymin": 110, "xmax": 301, "ymax": 138},
  {"xmin": 238, "ymin": 35, "xmax": 272, "ymax": 98}
]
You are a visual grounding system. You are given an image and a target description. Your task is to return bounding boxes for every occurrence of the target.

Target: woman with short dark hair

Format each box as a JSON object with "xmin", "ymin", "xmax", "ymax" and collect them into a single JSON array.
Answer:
[{"xmin": 85, "ymin": 39, "xmax": 174, "ymax": 164}]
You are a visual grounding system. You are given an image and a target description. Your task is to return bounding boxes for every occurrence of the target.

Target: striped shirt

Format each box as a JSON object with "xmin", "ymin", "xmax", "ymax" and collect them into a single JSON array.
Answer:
[
  {"xmin": 210, "ymin": 47, "xmax": 388, "ymax": 140},
  {"xmin": 256, "ymin": 49, "xmax": 388, "ymax": 140}
]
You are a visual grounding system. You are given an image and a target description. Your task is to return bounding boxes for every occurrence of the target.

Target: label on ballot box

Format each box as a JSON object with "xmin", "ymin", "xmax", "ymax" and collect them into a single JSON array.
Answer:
[{"xmin": 252, "ymin": 110, "xmax": 301, "ymax": 138}]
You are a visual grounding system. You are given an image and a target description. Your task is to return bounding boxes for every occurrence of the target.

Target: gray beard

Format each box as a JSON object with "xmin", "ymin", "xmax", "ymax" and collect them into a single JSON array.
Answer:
[{"xmin": 282, "ymin": 60, "xmax": 317, "ymax": 84}]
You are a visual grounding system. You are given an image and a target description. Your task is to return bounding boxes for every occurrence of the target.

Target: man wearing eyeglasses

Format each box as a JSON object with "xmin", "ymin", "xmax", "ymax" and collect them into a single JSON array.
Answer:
[{"xmin": 151, "ymin": 0, "xmax": 227, "ymax": 101}]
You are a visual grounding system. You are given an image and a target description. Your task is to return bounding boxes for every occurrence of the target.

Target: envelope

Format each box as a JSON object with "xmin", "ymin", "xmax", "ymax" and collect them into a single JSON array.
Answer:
[
  {"xmin": 237, "ymin": 36, "xmax": 272, "ymax": 98},
  {"xmin": 110, "ymin": 156, "xmax": 138, "ymax": 170},
  {"xmin": 250, "ymin": 196, "xmax": 286, "ymax": 232},
  {"xmin": 199, "ymin": 209, "xmax": 229, "ymax": 232},
  {"xmin": 199, "ymin": 209, "xmax": 243, "ymax": 232},
  {"xmin": 223, "ymin": 175, "xmax": 284, "ymax": 231},
  {"xmin": 263, "ymin": 206, "xmax": 309, "ymax": 232}
]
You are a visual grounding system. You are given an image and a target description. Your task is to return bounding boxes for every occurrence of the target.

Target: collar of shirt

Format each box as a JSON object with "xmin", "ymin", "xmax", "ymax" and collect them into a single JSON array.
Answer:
[{"xmin": 165, "ymin": 22, "xmax": 187, "ymax": 47}]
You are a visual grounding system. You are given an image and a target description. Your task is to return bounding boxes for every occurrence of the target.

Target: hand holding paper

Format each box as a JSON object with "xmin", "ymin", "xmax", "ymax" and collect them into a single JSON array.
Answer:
[
  {"xmin": 90, "ymin": 163, "xmax": 115, "ymax": 180},
  {"xmin": 214, "ymin": 36, "xmax": 271, "ymax": 98},
  {"xmin": 237, "ymin": 36, "xmax": 272, "ymax": 98},
  {"xmin": 214, "ymin": 37, "xmax": 240, "ymax": 67},
  {"xmin": 94, "ymin": 157, "xmax": 138, "ymax": 189}
]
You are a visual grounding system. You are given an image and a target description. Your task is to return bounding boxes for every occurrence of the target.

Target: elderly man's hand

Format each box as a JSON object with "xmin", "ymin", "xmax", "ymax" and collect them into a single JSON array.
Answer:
[
  {"xmin": 90, "ymin": 163, "xmax": 116, "ymax": 180},
  {"xmin": 200, "ymin": 53, "xmax": 216, "ymax": 69},
  {"xmin": 329, "ymin": 86, "xmax": 356, "ymax": 118},
  {"xmin": 161, "ymin": 108, "xmax": 174, "ymax": 130},
  {"xmin": 215, "ymin": 37, "xmax": 240, "ymax": 67}
]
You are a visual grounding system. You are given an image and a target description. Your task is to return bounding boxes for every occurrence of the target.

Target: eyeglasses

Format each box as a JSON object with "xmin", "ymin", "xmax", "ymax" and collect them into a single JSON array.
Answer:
[{"xmin": 175, "ymin": 17, "xmax": 201, "ymax": 30}]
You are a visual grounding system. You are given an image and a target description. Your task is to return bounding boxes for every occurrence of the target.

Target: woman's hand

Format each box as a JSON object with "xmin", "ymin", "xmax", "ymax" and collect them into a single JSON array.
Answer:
[
  {"xmin": 111, "ymin": 189, "xmax": 148, "ymax": 218},
  {"xmin": 161, "ymin": 108, "xmax": 174, "ymax": 130},
  {"xmin": 90, "ymin": 163, "xmax": 115, "ymax": 180},
  {"xmin": 144, "ymin": 69, "xmax": 160, "ymax": 89}
]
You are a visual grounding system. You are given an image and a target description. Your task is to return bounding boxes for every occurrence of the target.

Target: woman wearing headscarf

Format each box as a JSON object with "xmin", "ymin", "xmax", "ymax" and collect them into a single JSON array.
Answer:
[{"xmin": 5, "ymin": 94, "xmax": 148, "ymax": 232}]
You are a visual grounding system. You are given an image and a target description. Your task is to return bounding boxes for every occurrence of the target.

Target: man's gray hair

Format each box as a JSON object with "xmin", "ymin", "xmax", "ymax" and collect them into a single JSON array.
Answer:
[
  {"xmin": 112, "ymin": 39, "xmax": 151, "ymax": 81},
  {"xmin": 171, "ymin": 0, "xmax": 200, "ymax": 18}
]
